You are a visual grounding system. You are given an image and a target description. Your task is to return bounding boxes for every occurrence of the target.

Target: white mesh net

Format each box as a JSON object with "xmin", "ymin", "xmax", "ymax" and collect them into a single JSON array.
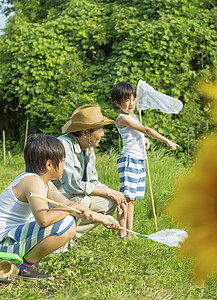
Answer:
[
  {"xmin": 136, "ymin": 80, "xmax": 183, "ymax": 114},
  {"xmin": 147, "ymin": 229, "xmax": 188, "ymax": 248}
]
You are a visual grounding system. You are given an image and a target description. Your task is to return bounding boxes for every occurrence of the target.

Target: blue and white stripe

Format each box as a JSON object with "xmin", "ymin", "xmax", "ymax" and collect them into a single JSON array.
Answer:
[
  {"xmin": 0, "ymin": 215, "xmax": 75, "ymax": 257},
  {"xmin": 117, "ymin": 154, "xmax": 146, "ymax": 200}
]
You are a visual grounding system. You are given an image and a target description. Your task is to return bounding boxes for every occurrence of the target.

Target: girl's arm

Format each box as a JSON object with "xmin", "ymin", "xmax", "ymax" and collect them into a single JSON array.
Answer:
[{"xmin": 118, "ymin": 114, "xmax": 181, "ymax": 150}]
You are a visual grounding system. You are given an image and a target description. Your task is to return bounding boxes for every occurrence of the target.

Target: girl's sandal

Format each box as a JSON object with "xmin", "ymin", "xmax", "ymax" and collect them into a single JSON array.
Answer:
[{"xmin": 115, "ymin": 233, "xmax": 127, "ymax": 239}]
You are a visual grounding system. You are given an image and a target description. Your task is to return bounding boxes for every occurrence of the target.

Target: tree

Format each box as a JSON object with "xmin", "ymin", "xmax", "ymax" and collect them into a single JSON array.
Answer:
[{"xmin": 0, "ymin": 0, "xmax": 216, "ymax": 156}]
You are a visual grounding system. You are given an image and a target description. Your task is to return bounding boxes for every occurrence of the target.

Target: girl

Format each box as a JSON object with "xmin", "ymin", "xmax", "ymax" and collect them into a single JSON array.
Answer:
[{"xmin": 111, "ymin": 81, "xmax": 181, "ymax": 238}]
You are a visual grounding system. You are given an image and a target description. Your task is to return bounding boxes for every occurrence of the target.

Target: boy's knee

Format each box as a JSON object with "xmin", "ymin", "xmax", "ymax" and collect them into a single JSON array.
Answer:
[
  {"xmin": 64, "ymin": 222, "xmax": 76, "ymax": 240},
  {"xmin": 51, "ymin": 215, "xmax": 76, "ymax": 238}
]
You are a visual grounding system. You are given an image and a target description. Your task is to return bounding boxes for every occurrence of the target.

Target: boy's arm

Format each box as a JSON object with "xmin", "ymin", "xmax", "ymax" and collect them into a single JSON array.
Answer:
[
  {"xmin": 47, "ymin": 182, "xmax": 121, "ymax": 229},
  {"xmin": 119, "ymin": 115, "xmax": 181, "ymax": 150},
  {"xmin": 24, "ymin": 177, "xmax": 119, "ymax": 229},
  {"xmin": 47, "ymin": 182, "xmax": 93, "ymax": 219},
  {"xmin": 24, "ymin": 176, "xmax": 76, "ymax": 227}
]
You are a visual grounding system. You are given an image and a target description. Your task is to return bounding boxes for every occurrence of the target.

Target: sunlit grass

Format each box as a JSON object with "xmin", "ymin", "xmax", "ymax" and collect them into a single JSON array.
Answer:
[{"xmin": 0, "ymin": 149, "xmax": 217, "ymax": 299}]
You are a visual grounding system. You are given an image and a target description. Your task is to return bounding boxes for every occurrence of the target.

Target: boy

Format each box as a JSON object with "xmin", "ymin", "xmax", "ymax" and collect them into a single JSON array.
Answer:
[{"xmin": 0, "ymin": 134, "xmax": 120, "ymax": 280}]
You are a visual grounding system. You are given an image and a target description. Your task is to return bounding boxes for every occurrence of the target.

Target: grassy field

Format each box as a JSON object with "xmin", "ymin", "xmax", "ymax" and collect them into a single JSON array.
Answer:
[{"xmin": 0, "ymin": 149, "xmax": 217, "ymax": 299}]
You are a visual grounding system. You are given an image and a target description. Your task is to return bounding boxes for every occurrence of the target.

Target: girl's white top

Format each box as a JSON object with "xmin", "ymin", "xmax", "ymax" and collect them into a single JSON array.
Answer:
[
  {"xmin": 116, "ymin": 114, "xmax": 147, "ymax": 160},
  {"xmin": 0, "ymin": 171, "xmax": 39, "ymax": 241}
]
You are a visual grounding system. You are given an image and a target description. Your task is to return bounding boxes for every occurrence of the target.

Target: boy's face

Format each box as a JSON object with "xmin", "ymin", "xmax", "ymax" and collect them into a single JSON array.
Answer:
[
  {"xmin": 115, "ymin": 94, "xmax": 136, "ymax": 114},
  {"xmin": 51, "ymin": 159, "xmax": 65, "ymax": 180}
]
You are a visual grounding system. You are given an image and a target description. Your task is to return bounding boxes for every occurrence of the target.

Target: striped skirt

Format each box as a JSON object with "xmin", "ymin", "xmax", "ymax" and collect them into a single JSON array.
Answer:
[
  {"xmin": 0, "ymin": 215, "xmax": 75, "ymax": 258},
  {"xmin": 117, "ymin": 154, "xmax": 146, "ymax": 200}
]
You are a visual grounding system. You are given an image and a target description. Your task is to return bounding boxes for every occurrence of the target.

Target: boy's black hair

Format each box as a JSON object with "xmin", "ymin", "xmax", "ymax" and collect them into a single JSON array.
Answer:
[
  {"xmin": 24, "ymin": 134, "xmax": 65, "ymax": 174},
  {"xmin": 111, "ymin": 81, "xmax": 136, "ymax": 106}
]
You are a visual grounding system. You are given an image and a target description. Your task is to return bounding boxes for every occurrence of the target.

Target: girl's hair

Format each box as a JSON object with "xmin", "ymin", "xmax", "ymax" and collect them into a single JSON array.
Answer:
[
  {"xmin": 24, "ymin": 134, "xmax": 66, "ymax": 174},
  {"xmin": 111, "ymin": 81, "xmax": 136, "ymax": 105}
]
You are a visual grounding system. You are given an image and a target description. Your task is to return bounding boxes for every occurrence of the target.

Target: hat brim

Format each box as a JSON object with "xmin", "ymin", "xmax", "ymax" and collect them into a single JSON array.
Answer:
[{"xmin": 62, "ymin": 116, "xmax": 115, "ymax": 133}]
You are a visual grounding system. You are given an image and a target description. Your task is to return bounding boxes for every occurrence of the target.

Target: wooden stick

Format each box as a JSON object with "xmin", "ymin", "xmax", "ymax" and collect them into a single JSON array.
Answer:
[
  {"xmin": 3, "ymin": 130, "xmax": 6, "ymax": 165},
  {"xmin": 24, "ymin": 120, "xmax": 29, "ymax": 150},
  {"xmin": 139, "ymin": 111, "xmax": 158, "ymax": 231},
  {"xmin": 30, "ymin": 192, "xmax": 140, "ymax": 235},
  {"xmin": 30, "ymin": 192, "xmax": 113, "ymax": 225},
  {"xmin": 146, "ymin": 155, "xmax": 158, "ymax": 231}
]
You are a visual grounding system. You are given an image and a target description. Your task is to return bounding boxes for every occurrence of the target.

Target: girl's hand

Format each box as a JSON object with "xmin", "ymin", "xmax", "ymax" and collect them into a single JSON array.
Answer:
[
  {"xmin": 101, "ymin": 215, "xmax": 120, "ymax": 230},
  {"xmin": 166, "ymin": 140, "xmax": 182, "ymax": 150},
  {"xmin": 145, "ymin": 138, "xmax": 150, "ymax": 150}
]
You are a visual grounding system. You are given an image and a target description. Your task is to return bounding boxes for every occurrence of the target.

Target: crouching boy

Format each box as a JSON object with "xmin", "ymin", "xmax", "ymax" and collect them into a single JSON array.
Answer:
[{"xmin": 0, "ymin": 134, "xmax": 119, "ymax": 280}]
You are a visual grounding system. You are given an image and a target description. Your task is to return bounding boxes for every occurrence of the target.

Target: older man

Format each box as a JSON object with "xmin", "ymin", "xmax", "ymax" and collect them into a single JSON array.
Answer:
[{"xmin": 53, "ymin": 105, "xmax": 126, "ymax": 239}]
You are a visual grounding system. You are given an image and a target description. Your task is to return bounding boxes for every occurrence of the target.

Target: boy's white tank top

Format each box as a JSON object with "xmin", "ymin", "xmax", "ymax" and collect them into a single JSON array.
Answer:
[
  {"xmin": 116, "ymin": 114, "xmax": 147, "ymax": 160},
  {"xmin": 0, "ymin": 171, "xmax": 44, "ymax": 241}
]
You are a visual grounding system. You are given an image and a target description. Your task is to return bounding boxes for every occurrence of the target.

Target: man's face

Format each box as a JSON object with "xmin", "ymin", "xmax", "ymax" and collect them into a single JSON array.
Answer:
[{"xmin": 89, "ymin": 127, "xmax": 104, "ymax": 147}]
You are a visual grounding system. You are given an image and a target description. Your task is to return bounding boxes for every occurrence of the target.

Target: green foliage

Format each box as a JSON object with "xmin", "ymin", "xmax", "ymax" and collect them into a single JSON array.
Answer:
[
  {"xmin": 0, "ymin": 19, "xmax": 85, "ymax": 138},
  {"xmin": 0, "ymin": 0, "xmax": 216, "ymax": 156},
  {"xmin": 1, "ymin": 151, "xmax": 217, "ymax": 299}
]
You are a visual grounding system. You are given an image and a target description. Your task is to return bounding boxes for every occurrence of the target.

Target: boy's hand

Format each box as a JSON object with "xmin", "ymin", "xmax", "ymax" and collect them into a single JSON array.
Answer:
[
  {"xmin": 69, "ymin": 204, "xmax": 93, "ymax": 220},
  {"xmin": 166, "ymin": 140, "xmax": 182, "ymax": 150},
  {"xmin": 100, "ymin": 215, "xmax": 120, "ymax": 230}
]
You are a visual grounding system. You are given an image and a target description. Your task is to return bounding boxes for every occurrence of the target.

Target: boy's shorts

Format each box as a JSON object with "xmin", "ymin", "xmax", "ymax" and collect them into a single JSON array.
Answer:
[
  {"xmin": 117, "ymin": 154, "xmax": 146, "ymax": 201},
  {"xmin": 0, "ymin": 215, "xmax": 75, "ymax": 257}
]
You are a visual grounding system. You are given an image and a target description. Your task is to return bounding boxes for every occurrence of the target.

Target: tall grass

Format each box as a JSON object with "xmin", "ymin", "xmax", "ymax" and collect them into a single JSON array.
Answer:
[{"xmin": 0, "ymin": 149, "xmax": 217, "ymax": 299}]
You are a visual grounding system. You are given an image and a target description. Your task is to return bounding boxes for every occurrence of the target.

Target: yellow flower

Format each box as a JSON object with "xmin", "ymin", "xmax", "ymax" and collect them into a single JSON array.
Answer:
[
  {"xmin": 197, "ymin": 67, "xmax": 217, "ymax": 124},
  {"xmin": 166, "ymin": 70, "xmax": 217, "ymax": 282}
]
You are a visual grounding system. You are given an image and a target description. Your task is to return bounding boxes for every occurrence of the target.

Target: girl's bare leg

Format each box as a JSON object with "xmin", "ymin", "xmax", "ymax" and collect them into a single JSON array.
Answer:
[
  {"xmin": 117, "ymin": 196, "xmax": 131, "ymax": 238},
  {"xmin": 126, "ymin": 200, "xmax": 135, "ymax": 232}
]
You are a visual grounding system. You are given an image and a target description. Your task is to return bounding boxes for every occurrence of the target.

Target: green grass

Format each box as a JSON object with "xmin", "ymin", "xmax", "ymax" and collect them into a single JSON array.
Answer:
[{"xmin": 0, "ymin": 149, "xmax": 217, "ymax": 299}]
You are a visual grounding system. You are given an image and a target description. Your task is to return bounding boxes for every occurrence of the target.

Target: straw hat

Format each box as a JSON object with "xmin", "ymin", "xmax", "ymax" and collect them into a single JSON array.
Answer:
[{"xmin": 62, "ymin": 105, "xmax": 115, "ymax": 133}]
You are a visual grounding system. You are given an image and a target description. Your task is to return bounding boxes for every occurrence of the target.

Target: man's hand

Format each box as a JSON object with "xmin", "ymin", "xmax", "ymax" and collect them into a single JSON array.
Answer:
[
  {"xmin": 107, "ymin": 188, "xmax": 127, "ymax": 206},
  {"xmin": 107, "ymin": 188, "xmax": 127, "ymax": 219},
  {"xmin": 100, "ymin": 215, "xmax": 120, "ymax": 230}
]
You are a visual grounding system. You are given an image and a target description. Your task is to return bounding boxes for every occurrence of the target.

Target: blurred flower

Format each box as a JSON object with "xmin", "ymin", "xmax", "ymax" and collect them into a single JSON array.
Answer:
[
  {"xmin": 197, "ymin": 67, "xmax": 217, "ymax": 124},
  {"xmin": 166, "ymin": 70, "xmax": 217, "ymax": 282}
]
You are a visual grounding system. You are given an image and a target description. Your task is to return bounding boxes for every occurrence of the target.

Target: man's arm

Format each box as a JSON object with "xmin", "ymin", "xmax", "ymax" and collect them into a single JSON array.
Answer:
[
  {"xmin": 90, "ymin": 186, "xmax": 126, "ymax": 206},
  {"xmin": 90, "ymin": 186, "xmax": 127, "ymax": 219}
]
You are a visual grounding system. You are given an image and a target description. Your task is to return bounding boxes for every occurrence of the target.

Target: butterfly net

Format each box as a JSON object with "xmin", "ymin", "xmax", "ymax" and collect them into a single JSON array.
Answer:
[
  {"xmin": 136, "ymin": 80, "xmax": 183, "ymax": 114},
  {"xmin": 147, "ymin": 229, "xmax": 188, "ymax": 248}
]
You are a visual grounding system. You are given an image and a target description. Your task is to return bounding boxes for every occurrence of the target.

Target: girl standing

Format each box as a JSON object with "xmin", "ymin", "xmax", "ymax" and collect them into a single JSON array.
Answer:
[{"xmin": 111, "ymin": 81, "xmax": 181, "ymax": 238}]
